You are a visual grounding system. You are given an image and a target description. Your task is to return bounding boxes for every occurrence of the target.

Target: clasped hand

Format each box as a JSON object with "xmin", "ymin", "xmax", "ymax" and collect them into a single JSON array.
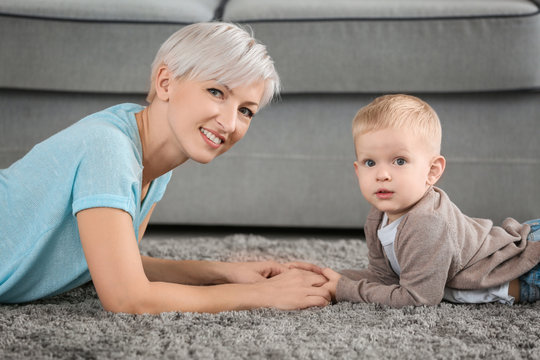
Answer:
[{"xmin": 225, "ymin": 260, "xmax": 341, "ymax": 310}]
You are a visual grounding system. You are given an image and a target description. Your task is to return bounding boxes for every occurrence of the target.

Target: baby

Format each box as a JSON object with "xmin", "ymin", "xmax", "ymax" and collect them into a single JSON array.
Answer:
[{"xmin": 322, "ymin": 94, "xmax": 540, "ymax": 307}]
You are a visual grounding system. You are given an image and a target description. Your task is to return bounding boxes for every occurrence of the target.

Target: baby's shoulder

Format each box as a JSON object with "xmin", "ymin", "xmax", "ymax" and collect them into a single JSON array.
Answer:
[
  {"xmin": 407, "ymin": 187, "xmax": 459, "ymax": 224},
  {"xmin": 402, "ymin": 209, "xmax": 447, "ymax": 237},
  {"xmin": 400, "ymin": 195, "xmax": 455, "ymax": 244}
]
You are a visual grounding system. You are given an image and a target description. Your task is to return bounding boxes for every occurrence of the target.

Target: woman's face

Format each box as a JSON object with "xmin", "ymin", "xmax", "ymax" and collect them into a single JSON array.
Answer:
[{"xmin": 165, "ymin": 77, "xmax": 265, "ymax": 164}]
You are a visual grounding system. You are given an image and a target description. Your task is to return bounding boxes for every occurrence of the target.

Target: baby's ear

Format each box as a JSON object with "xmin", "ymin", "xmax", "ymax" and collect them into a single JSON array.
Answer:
[
  {"xmin": 353, "ymin": 161, "xmax": 361, "ymax": 181},
  {"xmin": 427, "ymin": 155, "xmax": 446, "ymax": 185}
]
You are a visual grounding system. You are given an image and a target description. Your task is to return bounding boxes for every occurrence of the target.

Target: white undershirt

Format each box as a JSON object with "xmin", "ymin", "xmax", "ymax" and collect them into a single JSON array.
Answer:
[
  {"xmin": 377, "ymin": 214, "xmax": 403, "ymax": 275},
  {"xmin": 377, "ymin": 213, "xmax": 514, "ymax": 305}
]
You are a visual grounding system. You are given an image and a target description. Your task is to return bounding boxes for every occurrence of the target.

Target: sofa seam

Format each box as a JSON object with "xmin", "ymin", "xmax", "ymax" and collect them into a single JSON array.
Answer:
[
  {"xmin": 213, "ymin": 0, "xmax": 229, "ymax": 21},
  {"xmin": 229, "ymin": 10, "xmax": 540, "ymax": 24},
  {"xmin": 1, "ymin": 7, "xmax": 538, "ymax": 24},
  {"xmin": 0, "ymin": 12, "xmax": 195, "ymax": 25},
  {"xmin": 0, "ymin": 87, "xmax": 539, "ymax": 96}
]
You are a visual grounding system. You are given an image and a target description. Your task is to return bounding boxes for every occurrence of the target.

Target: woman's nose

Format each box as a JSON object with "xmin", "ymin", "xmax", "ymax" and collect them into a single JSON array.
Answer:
[{"xmin": 216, "ymin": 107, "xmax": 237, "ymax": 133}]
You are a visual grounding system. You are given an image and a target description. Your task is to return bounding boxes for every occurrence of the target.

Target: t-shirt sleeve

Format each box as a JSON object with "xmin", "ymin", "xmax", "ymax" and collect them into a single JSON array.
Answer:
[{"xmin": 71, "ymin": 125, "xmax": 142, "ymax": 219}]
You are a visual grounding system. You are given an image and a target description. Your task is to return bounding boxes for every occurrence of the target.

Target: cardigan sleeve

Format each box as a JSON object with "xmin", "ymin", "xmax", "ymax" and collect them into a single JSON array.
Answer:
[
  {"xmin": 336, "ymin": 209, "xmax": 399, "ymax": 302},
  {"xmin": 336, "ymin": 212, "xmax": 455, "ymax": 307},
  {"xmin": 338, "ymin": 220, "xmax": 400, "ymax": 285}
]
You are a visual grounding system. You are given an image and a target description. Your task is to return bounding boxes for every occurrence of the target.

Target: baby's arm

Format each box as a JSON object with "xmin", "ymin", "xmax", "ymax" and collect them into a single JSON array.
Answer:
[
  {"xmin": 321, "ymin": 223, "xmax": 400, "ymax": 303},
  {"xmin": 335, "ymin": 215, "xmax": 453, "ymax": 307},
  {"xmin": 320, "ymin": 264, "xmax": 399, "ymax": 303}
]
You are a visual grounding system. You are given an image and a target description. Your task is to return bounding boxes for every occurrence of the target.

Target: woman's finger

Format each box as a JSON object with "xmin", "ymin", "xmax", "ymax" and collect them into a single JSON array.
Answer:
[
  {"xmin": 305, "ymin": 272, "xmax": 330, "ymax": 287},
  {"xmin": 305, "ymin": 295, "xmax": 331, "ymax": 308},
  {"xmin": 310, "ymin": 286, "xmax": 332, "ymax": 302},
  {"xmin": 286, "ymin": 261, "xmax": 323, "ymax": 274}
]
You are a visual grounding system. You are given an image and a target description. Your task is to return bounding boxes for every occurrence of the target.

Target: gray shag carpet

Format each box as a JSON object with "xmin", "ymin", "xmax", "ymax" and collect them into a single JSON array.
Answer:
[{"xmin": 1, "ymin": 233, "xmax": 539, "ymax": 359}]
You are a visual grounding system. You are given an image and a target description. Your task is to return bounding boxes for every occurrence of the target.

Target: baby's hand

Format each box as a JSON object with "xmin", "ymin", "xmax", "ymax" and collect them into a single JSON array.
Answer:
[{"xmin": 321, "ymin": 268, "xmax": 342, "ymax": 302}]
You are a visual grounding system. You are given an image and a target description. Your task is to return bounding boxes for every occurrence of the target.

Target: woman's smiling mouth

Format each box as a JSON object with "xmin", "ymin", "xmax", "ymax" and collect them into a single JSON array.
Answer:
[{"xmin": 199, "ymin": 127, "xmax": 224, "ymax": 146}]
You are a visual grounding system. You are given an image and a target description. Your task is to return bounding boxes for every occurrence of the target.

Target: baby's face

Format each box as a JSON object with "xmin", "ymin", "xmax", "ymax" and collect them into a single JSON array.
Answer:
[{"xmin": 353, "ymin": 127, "xmax": 437, "ymax": 223}]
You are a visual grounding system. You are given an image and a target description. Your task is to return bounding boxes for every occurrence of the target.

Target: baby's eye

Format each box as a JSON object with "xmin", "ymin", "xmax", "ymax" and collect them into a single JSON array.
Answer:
[
  {"xmin": 239, "ymin": 107, "xmax": 254, "ymax": 119},
  {"xmin": 364, "ymin": 159, "xmax": 376, "ymax": 167},
  {"xmin": 394, "ymin": 158, "xmax": 407, "ymax": 166},
  {"xmin": 207, "ymin": 88, "xmax": 224, "ymax": 98}
]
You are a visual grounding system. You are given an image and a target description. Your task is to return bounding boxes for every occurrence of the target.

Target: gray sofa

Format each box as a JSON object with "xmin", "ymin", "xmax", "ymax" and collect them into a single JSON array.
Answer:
[{"xmin": 1, "ymin": 0, "xmax": 539, "ymax": 228}]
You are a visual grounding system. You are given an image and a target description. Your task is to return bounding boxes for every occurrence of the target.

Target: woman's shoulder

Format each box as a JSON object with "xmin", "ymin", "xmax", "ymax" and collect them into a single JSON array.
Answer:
[
  {"xmin": 77, "ymin": 103, "xmax": 143, "ymax": 139},
  {"xmin": 63, "ymin": 103, "xmax": 143, "ymax": 158},
  {"xmin": 83, "ymin": 103, "xmax": 143, "ymax": 122}
]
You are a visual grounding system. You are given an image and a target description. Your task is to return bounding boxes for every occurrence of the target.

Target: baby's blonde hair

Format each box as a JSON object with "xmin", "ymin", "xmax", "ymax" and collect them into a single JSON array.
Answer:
[{"xmin": 352, "ymin": 94, "xmax": 442, "ymax": 155}]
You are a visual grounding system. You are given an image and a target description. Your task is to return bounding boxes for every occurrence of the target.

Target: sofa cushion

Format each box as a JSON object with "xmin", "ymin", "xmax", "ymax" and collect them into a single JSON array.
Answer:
[
  {"xmin": 0, "ymin": 0, "xmax": 221, "ymax": 93},
  {"xmin": 0, "ymin": 0, "xmax": 221, "ymax": 22},
  {"xmin": 223, "ymin": 0, "xmax": 540, "ymax": 93}
]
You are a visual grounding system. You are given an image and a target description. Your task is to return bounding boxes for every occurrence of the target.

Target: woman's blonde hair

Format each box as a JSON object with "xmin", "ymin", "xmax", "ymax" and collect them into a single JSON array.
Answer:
[
  {"xmin": 146, "ymin": 22, "xmax": 280, "ymax": 107},
  {"xmin": 352, "ymin": 94, "xmax": 442, "ymax": 154}
]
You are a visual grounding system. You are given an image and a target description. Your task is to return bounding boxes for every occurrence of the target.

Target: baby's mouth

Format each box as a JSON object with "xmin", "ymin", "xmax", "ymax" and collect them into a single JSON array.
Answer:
[{"xmin": 376, "ymin": 189, "xmax": 394, "ymax": 199}]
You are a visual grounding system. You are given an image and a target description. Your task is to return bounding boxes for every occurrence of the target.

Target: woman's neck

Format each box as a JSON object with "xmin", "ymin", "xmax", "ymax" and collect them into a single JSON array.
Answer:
[{"xmin": 135, "ymin": 104, "xmax": 187, "ymax": 187}]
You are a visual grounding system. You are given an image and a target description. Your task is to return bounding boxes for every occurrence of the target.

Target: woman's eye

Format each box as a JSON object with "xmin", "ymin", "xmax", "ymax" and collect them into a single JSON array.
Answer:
[
  {"xmin": 394, "ymin": 158, "xmax": 407, "ymax": 166},
  {"xmin": 208, "ymin": 88, "xmax": 224, "ymax": 98},
  {"xmin": 239, "ymin": 107, "xmax": 254, "ymax": 119},
  {"xmin": 364, "ymin": 159, "xmax": 376, "ymax": 167}
]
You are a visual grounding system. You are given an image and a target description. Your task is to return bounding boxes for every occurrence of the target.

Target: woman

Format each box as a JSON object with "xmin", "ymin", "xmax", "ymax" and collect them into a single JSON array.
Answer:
[{"xmin": 0, "ymin": 22, "xmax": 331, "ymax": 313}]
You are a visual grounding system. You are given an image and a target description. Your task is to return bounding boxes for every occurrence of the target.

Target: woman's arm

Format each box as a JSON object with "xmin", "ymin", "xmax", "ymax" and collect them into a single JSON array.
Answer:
[
  {"xmin": 141, "ymin": 256, "xmax": 299, "ymax": 285},
  {"xmin": 137, "ymin": 204, "xmax": 324, "ymax": 286},
  {"xmin": 137, "ymin": 203, "xmax": 155, "ymax": 243},
  {"xmin": 77, "ymin": 207, "xmax": 330, "ymax": 314}
]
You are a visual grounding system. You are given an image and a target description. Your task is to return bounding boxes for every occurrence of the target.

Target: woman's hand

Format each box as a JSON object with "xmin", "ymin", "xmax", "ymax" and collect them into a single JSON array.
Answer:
[
  {"xmin": 255, "ymin": 268, "xmax": 331, "ymax": 310},
  {"xmin": 285, "ymin": 261, "xmax": 325, "ymax": 275},
  {"xmin": 224, "ymin": 260, "xmax": 325, "ymax": 284},
  {"xmin": 223, "ymin": 261, "xmax": 287, "ymax": 283}
]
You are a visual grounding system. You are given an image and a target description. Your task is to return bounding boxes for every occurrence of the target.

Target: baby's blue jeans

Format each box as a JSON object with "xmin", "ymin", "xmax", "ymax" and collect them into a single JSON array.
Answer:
[{"xmin": 518, "ymin": 219, "xmax": 540, "ymax": 303}]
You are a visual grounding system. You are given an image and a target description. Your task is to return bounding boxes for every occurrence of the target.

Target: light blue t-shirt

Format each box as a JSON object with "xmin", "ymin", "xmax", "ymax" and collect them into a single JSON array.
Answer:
[{"xmin": 0, "ymin": 103, "xmax": 172, "ymax": 303}]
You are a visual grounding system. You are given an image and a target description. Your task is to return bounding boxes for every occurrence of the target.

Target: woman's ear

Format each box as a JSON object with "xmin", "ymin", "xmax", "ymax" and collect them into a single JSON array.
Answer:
[
  {"xmin": 427, "ymin": 155, "xmax": 446, "ymax": 186},
  {"xmin": 155, "ymin": 66, "xmax": 172, "ymax": 101}
]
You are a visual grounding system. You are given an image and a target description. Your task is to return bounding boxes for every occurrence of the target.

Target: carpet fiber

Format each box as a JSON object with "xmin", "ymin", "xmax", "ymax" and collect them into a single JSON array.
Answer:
[{"xmin": 1, "ymin": 233, "xmax": 539, "ymax": 359}]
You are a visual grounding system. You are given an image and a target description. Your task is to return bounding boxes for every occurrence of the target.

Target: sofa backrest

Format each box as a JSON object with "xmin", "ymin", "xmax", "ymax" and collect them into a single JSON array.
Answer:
[{"xmin": 1, "ymin": 0, "xmax": 539, "ymax": 94}]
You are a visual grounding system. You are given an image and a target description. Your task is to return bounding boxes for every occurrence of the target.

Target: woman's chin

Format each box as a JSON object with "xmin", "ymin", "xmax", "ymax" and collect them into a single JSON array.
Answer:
[
  {"xmin": 190, "ymin": 145, "xmax": 231, "ymax": 164},
  {"xmin": 190, "ymin": 153, "xmax": 217, "ymax": 164}
]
